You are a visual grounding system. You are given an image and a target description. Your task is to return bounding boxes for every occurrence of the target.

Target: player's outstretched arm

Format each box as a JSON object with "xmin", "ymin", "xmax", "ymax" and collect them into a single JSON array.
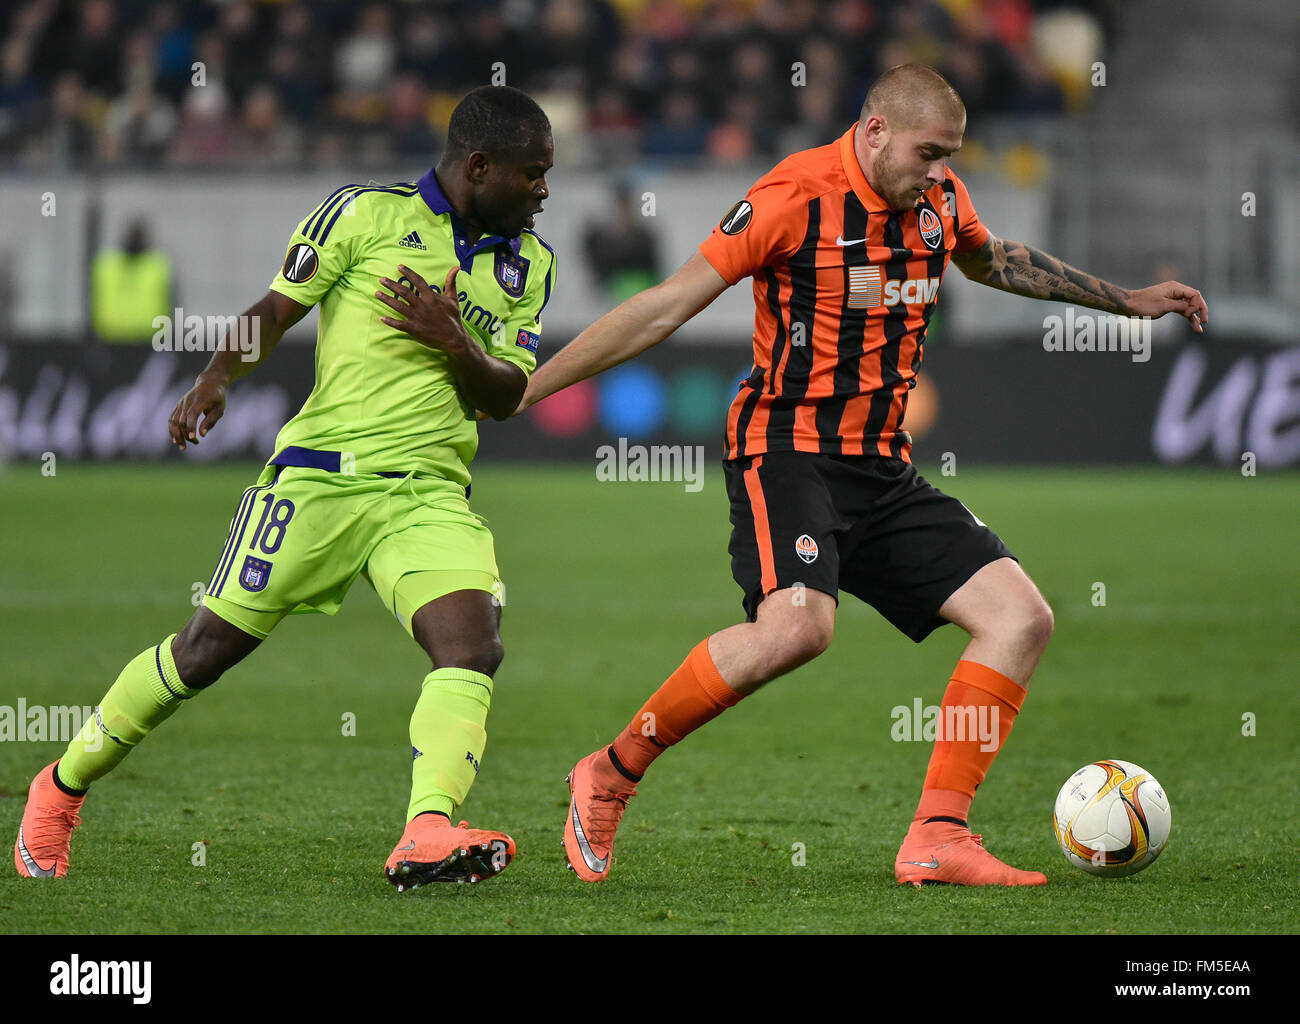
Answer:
[
  {"xmin": 168, "ymin": 290, "xmax": 311, "ymax": 450},
  {"xmin": 953, "ymin": 234, "xmax": 1209, "ymax": 333},
  {"xmin": 516, "ymin": 252, "xmax": 730, "ymax": 414}
]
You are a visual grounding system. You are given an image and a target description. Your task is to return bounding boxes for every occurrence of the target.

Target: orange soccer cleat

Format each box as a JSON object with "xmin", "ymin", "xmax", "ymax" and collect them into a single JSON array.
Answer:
[
  {"xmin": 15, "ymin": 761, "xmax": 85, "ymax": 879},
  {"xmin": 562, "ymin": 748, "xmax": 638, "ymax": 882},
  {"xmin": 384, "ymin": 815, "xmax": 515, "ymax": 890},
  {"xmin": 895, "ymin": 818, "xmax": 1047, "ymax": 887}
]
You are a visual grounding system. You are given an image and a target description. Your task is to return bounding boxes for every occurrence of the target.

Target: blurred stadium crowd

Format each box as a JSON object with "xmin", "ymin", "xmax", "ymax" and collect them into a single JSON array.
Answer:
[{"xmin": 2, "ymin": 0, "xmax": 1111, "ymax": 171}]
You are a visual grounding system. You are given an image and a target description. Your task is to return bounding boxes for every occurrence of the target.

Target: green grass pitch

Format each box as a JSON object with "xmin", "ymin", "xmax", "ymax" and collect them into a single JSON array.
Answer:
[{"xmin": 1, "ymin": 461, "xmax": 1296, "ymax": 934}]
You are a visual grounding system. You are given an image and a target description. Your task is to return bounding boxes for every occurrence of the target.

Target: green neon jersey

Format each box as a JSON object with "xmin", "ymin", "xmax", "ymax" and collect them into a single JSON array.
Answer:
[{"xmin": 267, "ymin": 170, "xmax": 555, "ymax": 486}]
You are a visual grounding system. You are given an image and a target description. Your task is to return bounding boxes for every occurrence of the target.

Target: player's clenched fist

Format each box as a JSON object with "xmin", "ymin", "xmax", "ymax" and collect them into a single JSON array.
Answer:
[
  {"xmin": 168, "ymin": 371, "xmax": 228, "ymax": 451},
  {"xmin": 376, "ymin": 265, "xmax": 471, "ymax": 356}
]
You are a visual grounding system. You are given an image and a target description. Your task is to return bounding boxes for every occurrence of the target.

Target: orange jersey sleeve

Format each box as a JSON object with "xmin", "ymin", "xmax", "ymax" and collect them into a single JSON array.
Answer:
[
  {"xmin": 947, "ymin": 170, "xmax": 990, "ymax": 255},
  {"xmin": 698, "ymin": 174, "xmax": 809, "ymax": 286}
]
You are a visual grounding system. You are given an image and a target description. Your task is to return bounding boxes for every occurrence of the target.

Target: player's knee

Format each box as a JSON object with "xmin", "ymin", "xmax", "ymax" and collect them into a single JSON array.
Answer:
[
  {"xmin": 171, "ymin": 641, "xmax": 230, "ymax": 690},
  {"xmin": 472, "ymin": 634, "xmax": 505, "ymax": 677},
  {"xmin": 1012, "ymin": 598, "xmax": 1054, "ymax": 656},
  {"xmin": 172, "ymin": 613, "xmax": 258, "ymax": 689},
  {"xmin": 430, "ymin": 634, "xmax": 503, "ymax": 677},
  {"xmin": 170, "ymin": 631, "xmax": 236, "ymax": 686},
  {"xmin": 770, "ymin": 614, "xmax": 834, "ymax": 674},
  {"xmin": 752, "ymin": 590, "xmax": 835, "ymax": 677},
  {"xmin": 799, "ymin": 614, "xmax": 835, "ymax": 660},
  {"xmin": 168, "ymin": 633, "xmax": 205, "ymax": 687},
  {"xmin": 1034, "ymin": 599, "xmax": 1055, "ymax": 649}
]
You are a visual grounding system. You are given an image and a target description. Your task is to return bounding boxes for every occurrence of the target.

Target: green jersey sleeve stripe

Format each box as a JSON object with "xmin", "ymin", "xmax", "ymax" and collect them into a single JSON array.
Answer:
[
  {"xmin": 307, "ymin": 184, "xmax": 384, "ymax": 241},
  {"xmin": 303, "ymin": 180, "xmax": 416, "ymax": 243},
  {"xmin": 303, "ymin": 184, "xmax": 363, "ymax": 239},
  {"xmin": 315, "ymin": 184, "xmax": 419, "ymax": 245}
]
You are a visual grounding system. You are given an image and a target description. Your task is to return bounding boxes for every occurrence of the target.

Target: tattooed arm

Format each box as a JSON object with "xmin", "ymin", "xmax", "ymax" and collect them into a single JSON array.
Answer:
[{"xmin": 952, "ymin": 234, "xmax": 1209, "ymax": 333}]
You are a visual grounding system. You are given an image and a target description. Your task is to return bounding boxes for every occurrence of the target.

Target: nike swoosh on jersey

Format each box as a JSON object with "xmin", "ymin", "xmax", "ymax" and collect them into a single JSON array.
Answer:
[
  {"xmin": 901, "ymin": 857, "xmax": 940, "ymax": 869},
  {"xmin": 836, "ymin": 234, "xmax": 868, "ymax": 246},
  {"xmin": 16, "ymin": 825, "xmax": 57, "ymax": 877},
  {"xmin": 570, "ymin": 801, "xmax": 609, "ymax": 873}
]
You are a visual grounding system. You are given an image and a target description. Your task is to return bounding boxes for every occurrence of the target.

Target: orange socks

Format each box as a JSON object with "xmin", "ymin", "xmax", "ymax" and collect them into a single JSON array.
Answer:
[
  {"xmin": 913, "ymin": 659, "xmax": 1027, "ymax": 825},
  {"xmin": 604, "ymin": 648, "xmax": 1024, "ymax": 818},
  {"xmin": 610, "ymin": 639, "xmax": 742, "ymax": 779}
]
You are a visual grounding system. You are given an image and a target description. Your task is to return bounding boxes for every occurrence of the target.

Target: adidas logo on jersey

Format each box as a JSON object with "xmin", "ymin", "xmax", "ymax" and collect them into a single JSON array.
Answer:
[{"xmin": 398, "ymin": 231, "xmax": 427, "ymax": 250}]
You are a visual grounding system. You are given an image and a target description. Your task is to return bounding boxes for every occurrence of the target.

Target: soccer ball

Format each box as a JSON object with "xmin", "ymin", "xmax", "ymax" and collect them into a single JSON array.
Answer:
[{"xmin": 1052, "ymin": 759, "xmax": 1171, "ymax": 877}]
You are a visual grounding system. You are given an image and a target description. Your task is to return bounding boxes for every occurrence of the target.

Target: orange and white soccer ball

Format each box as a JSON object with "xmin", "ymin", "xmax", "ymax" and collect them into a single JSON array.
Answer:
[{"xmin": 1052, "ymin": 759, "xmax": 1172, "ymax": 877}]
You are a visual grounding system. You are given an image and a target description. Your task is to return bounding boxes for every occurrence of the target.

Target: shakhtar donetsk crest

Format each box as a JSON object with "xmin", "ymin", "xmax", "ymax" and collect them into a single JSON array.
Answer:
[
  {"xmin": 918, "ymin": 206, "xmax": 944, "ymax": 251},
  {"xmin": 494, "ymin": 250, "xmax": 529, "ymax": 297}
]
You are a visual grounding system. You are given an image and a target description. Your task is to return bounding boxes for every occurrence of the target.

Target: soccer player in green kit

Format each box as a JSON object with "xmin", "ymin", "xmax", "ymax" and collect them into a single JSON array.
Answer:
[{"xmin": 14, "ymin": 86, "xmax": 555, "ymax": 890}]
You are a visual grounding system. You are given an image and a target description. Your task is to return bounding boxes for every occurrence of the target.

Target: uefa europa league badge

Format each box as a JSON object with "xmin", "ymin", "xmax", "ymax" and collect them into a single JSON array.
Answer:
[{"xmin": 494, "ymin": 250, "xmax": 529, "ymax": 298}]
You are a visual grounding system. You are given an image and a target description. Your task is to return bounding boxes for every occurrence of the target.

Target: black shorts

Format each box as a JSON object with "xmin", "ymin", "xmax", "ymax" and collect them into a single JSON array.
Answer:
[{"xmin": 723, "ymin": 452, "xmax": 1016, "ymax": 642}]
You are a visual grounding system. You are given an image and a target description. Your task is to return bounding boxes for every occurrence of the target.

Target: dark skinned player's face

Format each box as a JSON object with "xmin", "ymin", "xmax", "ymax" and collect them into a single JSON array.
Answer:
[{"xmin": 467, "ymin": 132, "xmax": 553, "ymax": 238}]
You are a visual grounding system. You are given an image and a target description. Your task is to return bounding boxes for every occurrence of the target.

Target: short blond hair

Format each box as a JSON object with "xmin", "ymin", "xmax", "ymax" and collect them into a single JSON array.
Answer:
[{"xmin": 860, "ymin": 64, "xmax": 966, "ymax": 132}]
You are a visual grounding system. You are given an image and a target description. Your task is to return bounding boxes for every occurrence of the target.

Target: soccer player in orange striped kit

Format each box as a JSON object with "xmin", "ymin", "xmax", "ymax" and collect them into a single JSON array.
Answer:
[{"xmin": 519, "ymin": 65, "xmax": 1208, "ymax": 886}]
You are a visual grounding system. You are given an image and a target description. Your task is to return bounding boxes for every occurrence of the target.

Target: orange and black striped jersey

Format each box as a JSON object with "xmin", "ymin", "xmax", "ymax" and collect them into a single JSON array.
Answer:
[{"xmin": 700, "ymin": 123, "xmax": 989, "ymax": 463}]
